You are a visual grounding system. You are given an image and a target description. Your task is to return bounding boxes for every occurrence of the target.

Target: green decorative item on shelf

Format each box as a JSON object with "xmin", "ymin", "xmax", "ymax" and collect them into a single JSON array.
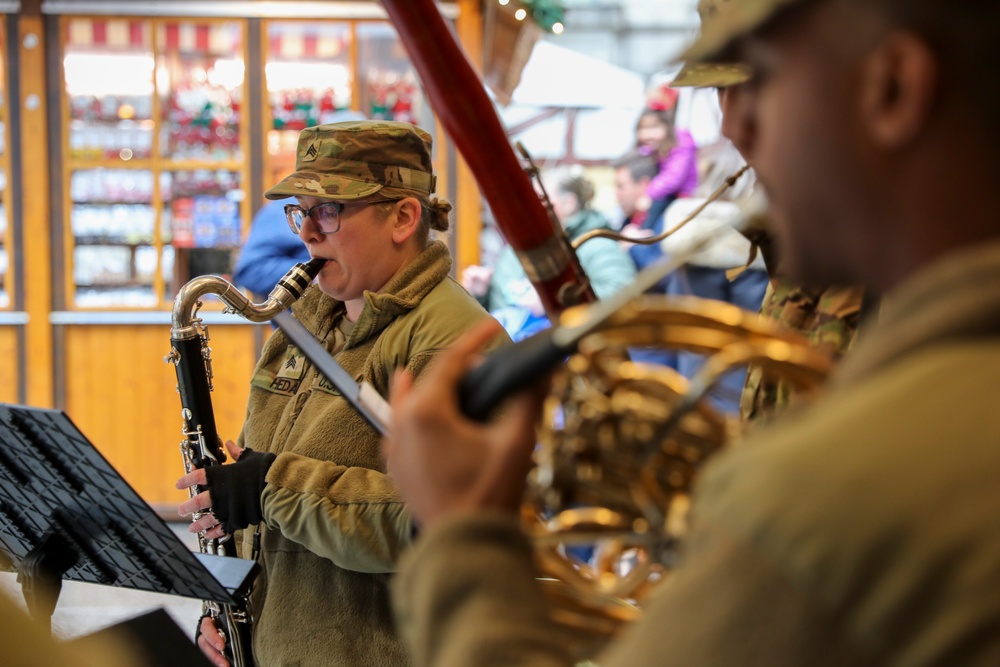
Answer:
[{"xmin": 521, "ymin": 0, "xmax": 565, "ymax": 32}]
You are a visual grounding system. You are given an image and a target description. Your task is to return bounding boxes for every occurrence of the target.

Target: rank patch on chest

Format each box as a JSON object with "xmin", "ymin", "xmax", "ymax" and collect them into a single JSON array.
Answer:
[{"xmin": 251, "ymin": 346, "xmax": 308, "ymax": 397}]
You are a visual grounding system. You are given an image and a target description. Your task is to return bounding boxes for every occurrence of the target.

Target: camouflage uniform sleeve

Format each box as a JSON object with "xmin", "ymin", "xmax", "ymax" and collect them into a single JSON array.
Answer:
[{"xmin": 740, "ymin": 282, "xmax": 866, "ymax": 424}]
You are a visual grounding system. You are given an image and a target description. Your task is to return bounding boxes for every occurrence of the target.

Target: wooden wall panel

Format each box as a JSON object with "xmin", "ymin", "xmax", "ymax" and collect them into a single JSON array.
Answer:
[
  {"xmin": 0, "ymin": 328, "xmax": 19, "ymax": 404},
  {"xmin": 62, "ymin": 324, "xmax": 262, "ymax": 508}
]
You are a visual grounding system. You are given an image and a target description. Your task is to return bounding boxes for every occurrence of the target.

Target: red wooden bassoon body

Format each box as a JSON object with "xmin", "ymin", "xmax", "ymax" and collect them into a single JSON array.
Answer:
[{"xmin": 380, "ymin": 0, "xmax": 596, "ymax": 316}]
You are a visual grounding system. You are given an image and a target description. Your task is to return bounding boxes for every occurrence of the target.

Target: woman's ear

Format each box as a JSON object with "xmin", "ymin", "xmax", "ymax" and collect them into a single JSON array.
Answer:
[
  {"xmin": 391, "ymin": 197, "xmax": 422, "ymax": 244},
  {"xmin": 859, "ymin": 30, "xmax": 938, "ymax": 149}
]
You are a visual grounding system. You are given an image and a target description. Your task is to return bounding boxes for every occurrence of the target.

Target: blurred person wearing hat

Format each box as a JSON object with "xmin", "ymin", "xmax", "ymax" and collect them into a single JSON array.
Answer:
[
  {"xmin": 175, "ymin": 120, "xmax": 507, "ymax": 667},
  {"xmin": 382, "ymin": 0, "xmax": 1000, "ymax": 666},
  {"xmin": 671, "ymin": 0, "xmax": 869, "ymax": 426}
]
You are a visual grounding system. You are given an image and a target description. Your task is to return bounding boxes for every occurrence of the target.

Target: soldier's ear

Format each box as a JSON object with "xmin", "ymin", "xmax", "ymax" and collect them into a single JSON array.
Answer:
[
  {"xmin": 391, "ymin": 197, "xmax": 421, "ymax": 244},
  {"xmin": 858, "ymin": 29, "xmax": 938, "ymax": 150}
]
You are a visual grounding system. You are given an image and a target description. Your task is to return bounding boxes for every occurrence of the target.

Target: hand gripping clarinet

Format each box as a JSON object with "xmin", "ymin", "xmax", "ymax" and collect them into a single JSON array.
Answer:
[{"xmin": 165, "ymin": 258, "xmax": 324, "ymax": 667}]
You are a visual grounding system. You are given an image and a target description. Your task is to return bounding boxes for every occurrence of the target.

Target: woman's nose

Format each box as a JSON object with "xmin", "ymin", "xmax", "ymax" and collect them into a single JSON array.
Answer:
[{"xmin": 296, "ymin": 214, "xmax": 324, "ymax": 243}]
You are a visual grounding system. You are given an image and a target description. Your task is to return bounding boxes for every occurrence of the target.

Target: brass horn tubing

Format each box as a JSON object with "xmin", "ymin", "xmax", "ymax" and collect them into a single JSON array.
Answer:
[
  {"xmin": 540, "ymin": 579, "xmax": 641, "ymax": 627},
  {"xmin": 638, "ymin": 340, "xmax": 830, "ymax": 468},
  {"xmin": 536, "ymin": 546, "xmax": 656, "ymax": 601},
  {"xmin": 542, "ymin": 361, "xmax": 727, "ymax": 493},
  {"xmin": 578, "ymin": 296, "xmax": 822, "ymax": 357},
  {"xmin": 599, "ymin": 294, "xmax": 800, "ymax": 338},
  {"xmin": 536, "ymin": 569, "xmax": 644, "ymax": 620},
  {"xmin": 600, "ymin": 365, "xmax": 728, "ymax": 443},
  {"xmin": 626, "ymin": 340, "xmax": 830, "ymax": 530},
  {"xmin": 526, "ymin": 293, "xmax": 836, "ymax": 651},
  {"xmin": 571, "ymin": 164, "xmax": 751, "ymax": 250}
]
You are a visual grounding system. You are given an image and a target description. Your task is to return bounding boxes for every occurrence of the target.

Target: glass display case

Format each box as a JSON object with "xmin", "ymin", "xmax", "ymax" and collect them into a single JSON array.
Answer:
[
  {"xmin": 156, "ymin": 21, "xmax": 244, "ymax": 162},
  {"xmin": 263, "ymin": 20, "xmax": 429, "ymax": 189},
  {"xmin": 62, "ymin": 17, "xmax": 247, "ymax": 309},
  {"xmin": 69, "ymin": 167, "xmax": 156, "ymax": 307},
  {"xmin": 160, "ymin": 168, "xmax": 241, "ymax": 299},
  {"xmin": 356, "ymin": 22, "xmax": 424, "ymax": 125},
  {"xmin": 264, "ymin": 21, "xmax": 353, "ymax": 186}
]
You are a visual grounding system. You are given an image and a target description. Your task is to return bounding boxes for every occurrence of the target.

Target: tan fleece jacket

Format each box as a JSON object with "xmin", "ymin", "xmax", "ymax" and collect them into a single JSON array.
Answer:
[
  {"xmin": 238, "ymin": 241, "xmax": 507, "ymax": 667},
  {"xmin": 395, "ymin": 241, "xmax": 1000, "ymax": 667}
]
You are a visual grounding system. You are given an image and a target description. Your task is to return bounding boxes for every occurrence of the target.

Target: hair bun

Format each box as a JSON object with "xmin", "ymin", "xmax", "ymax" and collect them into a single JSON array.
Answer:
[{"xmin": 429, "ymin": 197, "xmax": 453, "ymax": 232}]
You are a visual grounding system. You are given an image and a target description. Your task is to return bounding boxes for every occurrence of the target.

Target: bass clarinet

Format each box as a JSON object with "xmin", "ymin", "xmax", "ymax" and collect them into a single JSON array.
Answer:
[{"xmin": 165, "ymin": 258, "xmax": 324, "ymax": 667}]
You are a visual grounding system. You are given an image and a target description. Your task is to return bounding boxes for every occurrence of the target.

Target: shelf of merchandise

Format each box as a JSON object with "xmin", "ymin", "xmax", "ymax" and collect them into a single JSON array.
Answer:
[{"xmin": 60, "ymin": 17, "xmax": 250, "ymax": 312}]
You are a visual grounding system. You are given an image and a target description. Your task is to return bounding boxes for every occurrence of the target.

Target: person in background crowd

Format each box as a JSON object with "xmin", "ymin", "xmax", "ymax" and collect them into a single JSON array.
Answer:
[
  {"xmin": 384, "ymin": 0, "xmax": 1000, "ymax": 665},
  {"xmin": 659, "ymin": 140, "xmax": 770, "ymax": 413},
  {"xmin": 176, "ymin": 120, "xmax": 507, "ymax": 667},
  {"xmin": 233, "ymin": 199, "xmax": 312, "ymax": 300},
  {"xmin": 612, "ymin": 151, "xmax": 659, "ymax": 232},
  {"xmin": 462, "ymin": 169, "xmax": 636, "ymax": 341},
  {"xmin": 670, "ymin": 0, "xmax": 868, "ymax": 425},
  {"xmin": 634, "ymin": 89, "xmax": 699, "ymax": 229},
  {"xmin": 618, "ymin": 147, "xmax": 671, "ymax": 287},
  {"xmin": 612, "ymin": 150, "xmax": 678, "ymax": 368},
  {"xmin": 627, "ymin": 95, "xmax": 699, "ymax": 308}
]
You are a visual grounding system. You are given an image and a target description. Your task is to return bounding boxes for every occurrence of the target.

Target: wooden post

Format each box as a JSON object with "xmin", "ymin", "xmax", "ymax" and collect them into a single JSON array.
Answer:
[
  {"xmin": 454, "ymin": 0, "xmax": 484, "ymax": 274},
  {"xmin": 18, "ymin": 4, "xmax": 53, "ymax": 407}
]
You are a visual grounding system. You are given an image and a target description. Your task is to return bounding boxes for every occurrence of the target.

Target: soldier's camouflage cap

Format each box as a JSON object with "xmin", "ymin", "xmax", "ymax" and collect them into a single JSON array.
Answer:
[
  {"xmin": 672, "ymin": 0, "xmax": 755, "ymax": 88},
  {"xmin": 681, "ymin": 0, "xmax": 808, "ymax": 63},
  {"xmin": 265, "ymin": 120, "xmax": 437, "ymax": 201}
]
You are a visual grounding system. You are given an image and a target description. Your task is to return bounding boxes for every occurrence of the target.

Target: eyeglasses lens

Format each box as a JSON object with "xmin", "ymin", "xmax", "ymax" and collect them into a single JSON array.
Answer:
[
  {"xmin": 311, "ymin": 203, "xmax": 341, "ymax": 232},
  {"xmin": 286, "ymin": 207, "xmax": 305, "ymax": 233},
  {"xmin": 286, "ymin": 202, "xmax": 342, "ymax": 234}
]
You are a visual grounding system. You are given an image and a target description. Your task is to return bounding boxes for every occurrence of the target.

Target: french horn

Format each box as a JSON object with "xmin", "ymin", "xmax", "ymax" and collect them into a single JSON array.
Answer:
[{"xmin": 524, "ymin": 295, "xmax": 832, "ymax": 653}]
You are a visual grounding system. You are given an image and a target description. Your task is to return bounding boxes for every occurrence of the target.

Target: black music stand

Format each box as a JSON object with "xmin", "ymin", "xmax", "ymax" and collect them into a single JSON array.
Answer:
[{"xmin": 0, "ymin": 403, "xmax": 257, "ymax": 636}]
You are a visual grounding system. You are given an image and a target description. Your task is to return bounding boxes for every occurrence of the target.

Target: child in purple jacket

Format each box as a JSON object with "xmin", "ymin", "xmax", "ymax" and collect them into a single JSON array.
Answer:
[{"xmin": 636, "ymin": 107, "xmax": 699, "ymax": 204}]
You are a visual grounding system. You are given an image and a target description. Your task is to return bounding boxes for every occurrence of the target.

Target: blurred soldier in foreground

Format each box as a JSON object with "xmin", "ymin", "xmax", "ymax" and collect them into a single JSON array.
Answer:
[
  {"xmin": 0, "ymin": 590, "xmax": 137, "ymax": 667},
  {"xmin": 384, "ymin": 0, "xmax": 1000, "ymax": 665}
]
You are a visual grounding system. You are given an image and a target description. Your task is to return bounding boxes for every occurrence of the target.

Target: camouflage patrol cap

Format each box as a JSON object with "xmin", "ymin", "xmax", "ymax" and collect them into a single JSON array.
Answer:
[
  {"xmin": 671, "ymin": 62, "xmax": 753, "ymax": 88},
  {"xmin": 672, "ymin": 0, "xmax": 753, "ymax": 88},
  {"xmin": 682, "ymin": 0, "xmax": 809, "ymax": 63},
  {"xmin": 265, "ymin": 120, "xmax": 437, "ymax": 201}
]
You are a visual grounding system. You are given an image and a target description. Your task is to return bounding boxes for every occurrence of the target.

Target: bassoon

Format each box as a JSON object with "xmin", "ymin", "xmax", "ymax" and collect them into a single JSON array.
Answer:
[{"xmin": 380, "ymin": 0, "xmax": 597, "ymax": 317}]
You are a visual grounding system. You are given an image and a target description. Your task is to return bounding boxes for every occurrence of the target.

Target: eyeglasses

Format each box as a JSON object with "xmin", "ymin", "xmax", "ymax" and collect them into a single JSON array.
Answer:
[
  {"xmin": 284, "ymin": 198, "xmax": 404, "ymax": 235},
  {"xmin": 284, "ymin": 201, "xmax": 348, "ymax": 235}
]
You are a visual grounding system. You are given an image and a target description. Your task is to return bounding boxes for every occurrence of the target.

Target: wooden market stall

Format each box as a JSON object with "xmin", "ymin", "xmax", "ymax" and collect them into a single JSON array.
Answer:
[{"xmin": 3, "ymin": 0, "xmax": 483, "ymax": 509}]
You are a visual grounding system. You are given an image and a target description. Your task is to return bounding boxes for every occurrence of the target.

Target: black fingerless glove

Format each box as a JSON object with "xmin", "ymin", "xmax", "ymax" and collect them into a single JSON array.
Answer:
[{"xmin": 204, "ymin": 448, "xmax": 277, "ymax": 534}]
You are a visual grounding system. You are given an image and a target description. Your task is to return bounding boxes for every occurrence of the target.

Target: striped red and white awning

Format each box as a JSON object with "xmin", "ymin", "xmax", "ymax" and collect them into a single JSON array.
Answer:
[
  {"xmin": 66, "ymin": 18, "xmax": 351, "ymax": 61},
  {"xmin": 66, "ymin": 18, "xmax": 240, "ymax": 55},
  {"xmin": 68, "ymin": 18, "xmax": 147, "ymax": 49},
  {"xmin": 268, "ymin": 31, "xmax": 346, "ymax": 60},
  {"xmin": 161, "ymin": 23, "xmax": 239, "ymax": 54}
]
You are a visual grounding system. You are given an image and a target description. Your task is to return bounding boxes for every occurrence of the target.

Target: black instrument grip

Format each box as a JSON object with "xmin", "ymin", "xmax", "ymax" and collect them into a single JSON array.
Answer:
[{"xmin": 458, "ymin": 328, "xmax": 568, "ymax": 422}]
